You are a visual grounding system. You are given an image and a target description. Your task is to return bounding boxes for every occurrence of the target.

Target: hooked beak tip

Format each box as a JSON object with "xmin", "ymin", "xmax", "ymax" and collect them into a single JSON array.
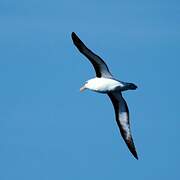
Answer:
[{"xmin": 80, "ymin": 85, "xmax": 86, "ymax": 92}]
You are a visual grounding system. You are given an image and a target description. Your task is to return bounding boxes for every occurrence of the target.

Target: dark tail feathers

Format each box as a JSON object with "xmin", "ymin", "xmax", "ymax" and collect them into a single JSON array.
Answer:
[{"xmin": 126, "ymin": 83, "xmax": 138, "ymax": 90}]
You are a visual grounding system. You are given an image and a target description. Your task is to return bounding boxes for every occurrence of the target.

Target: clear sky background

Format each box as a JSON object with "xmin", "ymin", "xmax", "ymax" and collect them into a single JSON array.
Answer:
[{"xmin": 0, "ymin": 0, "xmax": 180, "ymax": 179}]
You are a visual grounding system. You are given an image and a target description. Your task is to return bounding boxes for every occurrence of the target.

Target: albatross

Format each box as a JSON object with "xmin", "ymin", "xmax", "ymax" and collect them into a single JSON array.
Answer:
[{"xmin": 71, "ymin": 32, "xmax": 138, "ymax": 160}]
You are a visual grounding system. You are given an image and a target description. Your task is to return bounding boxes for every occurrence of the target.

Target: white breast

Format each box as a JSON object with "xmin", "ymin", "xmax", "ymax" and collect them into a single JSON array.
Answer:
[{"xmin": 86, "ymin": 77, "xmax": 122, "ymax": 93}]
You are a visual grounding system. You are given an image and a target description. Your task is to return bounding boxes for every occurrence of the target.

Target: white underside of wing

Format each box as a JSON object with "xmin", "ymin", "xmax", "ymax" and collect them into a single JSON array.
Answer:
[
  {"xmin": 108, "ymin": 91, "xmax": 138, "ymax": 159},
  {"xmin": 119, "ymin": 106, "xmax": 131, "ymax": 140},
  {"xmin": 112, "ymin": 92, "xmax": 131, "ymax": 137}
]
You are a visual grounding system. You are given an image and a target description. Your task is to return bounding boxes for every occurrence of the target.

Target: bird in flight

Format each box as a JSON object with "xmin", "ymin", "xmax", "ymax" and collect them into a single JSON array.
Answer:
[{"xmin": 71, "ymin": 32, "xmax": 138, "ymax": 160}]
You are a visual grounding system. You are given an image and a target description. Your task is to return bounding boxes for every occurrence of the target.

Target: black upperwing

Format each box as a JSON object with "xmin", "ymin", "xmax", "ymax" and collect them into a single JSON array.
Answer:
[{"xmin": 71, "ymin": 32, "xmax": 113, "ymax": 78}]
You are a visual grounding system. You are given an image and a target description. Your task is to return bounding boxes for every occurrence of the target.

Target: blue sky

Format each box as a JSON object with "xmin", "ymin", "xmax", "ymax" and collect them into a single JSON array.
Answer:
[{"xmin": 0, "ymin": 0, "xmax": 180, "ymax": 179}]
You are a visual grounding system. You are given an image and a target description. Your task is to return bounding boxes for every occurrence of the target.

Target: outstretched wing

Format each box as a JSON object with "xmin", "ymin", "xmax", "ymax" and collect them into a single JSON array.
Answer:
[
  {"xmin": 108, "ymin": 91, "xmax": 138, "ymax": 159},
  {"xmin": 71, "ymin": 32, "xmax": 113, "ymax": 78}
]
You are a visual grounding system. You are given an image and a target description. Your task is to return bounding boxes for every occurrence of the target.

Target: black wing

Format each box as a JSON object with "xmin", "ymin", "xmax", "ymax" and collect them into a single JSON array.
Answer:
[
  {"xmin": 108, "ymin": 91, "xmax": 138, "ymax": 159},
  {"xmin": 71, "ymin": 32, "xmax": 113, "ymax": 78}
]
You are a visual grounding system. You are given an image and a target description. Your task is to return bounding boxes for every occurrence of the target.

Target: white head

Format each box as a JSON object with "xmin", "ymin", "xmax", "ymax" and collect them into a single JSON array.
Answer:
[
  {"xmin": 80, "ymin": 79, "xmax": 95, "ymax": 92},
  {"xmin": 79, "ymin": 78, "xmax": 103, "ymax": 92}
]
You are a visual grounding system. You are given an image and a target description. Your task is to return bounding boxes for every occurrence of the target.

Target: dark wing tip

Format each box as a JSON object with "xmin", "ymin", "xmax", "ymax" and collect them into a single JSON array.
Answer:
[
  {"xmin": 71, "ymin": 32, "xmax": 78, "ymax": 43},
  {"xmin": 126, "ymin": 139, "xmax": 139, "ymax": 160},
  {"xmin": 130, "ymin": 147, "xmax": 138, "ymax": 160},
  {"xmin": 71, "ymin": 32, "xmax": 79, "ymax": 43},
  {"xmin": 71, "ymin": 32, "xmax": 85, "ymax": 52},
  {"xmin": 71, "ymin": 32, "xmax": 76, "ymax": 39},
  {"xmin": 119, "ymin": 118, "xmax": 139, "ymax": 160}
]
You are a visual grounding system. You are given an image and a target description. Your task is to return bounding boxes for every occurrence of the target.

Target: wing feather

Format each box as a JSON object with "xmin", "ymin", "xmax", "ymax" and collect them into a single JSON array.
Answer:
[
  {"xmin": 108, "ymin": 91, "xmax": 138, "ymax": 159},
  {"xmin": 71, "ymin": 32, "xmax": 113, "ymax": 78}
]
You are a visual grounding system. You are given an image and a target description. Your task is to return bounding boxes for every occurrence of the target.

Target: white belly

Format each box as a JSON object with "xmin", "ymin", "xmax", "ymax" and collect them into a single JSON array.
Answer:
[{"xmin": 86, "ymin": 77, "xmax": 123, "ymax": 93}]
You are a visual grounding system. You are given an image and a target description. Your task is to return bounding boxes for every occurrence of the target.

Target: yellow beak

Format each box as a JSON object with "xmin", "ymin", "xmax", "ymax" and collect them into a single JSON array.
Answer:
[{"xmin": 80, "ymin": 85, "xmax": 86, "ymax": 92}]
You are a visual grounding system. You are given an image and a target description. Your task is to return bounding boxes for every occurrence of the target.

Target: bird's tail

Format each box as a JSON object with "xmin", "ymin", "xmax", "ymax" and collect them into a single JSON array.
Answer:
[
  {"xmin": 121, "ymin": 82, "xmax": 137, "ymax": 91},
  {"xmin": 126, "ymin": 83, "xmax": 138, "ymax": 90}
]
